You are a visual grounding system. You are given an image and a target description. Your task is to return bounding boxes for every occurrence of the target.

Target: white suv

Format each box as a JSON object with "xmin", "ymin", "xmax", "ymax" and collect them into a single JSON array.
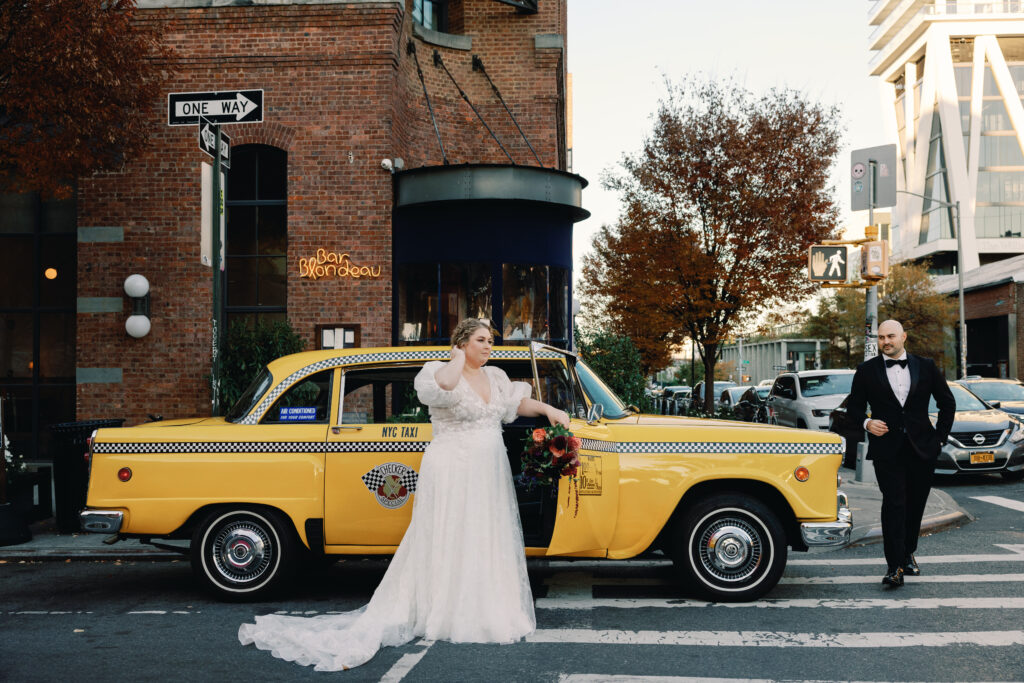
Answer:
[{"xmin": 768, "ymin": 370, "xmax": 855, "ymax": 430}]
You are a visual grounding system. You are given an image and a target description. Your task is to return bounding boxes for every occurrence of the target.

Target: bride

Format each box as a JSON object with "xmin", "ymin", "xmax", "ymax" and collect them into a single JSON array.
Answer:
[{"xmin": 238, "ymin": 318, "xmax": 570, "ymax": 671}]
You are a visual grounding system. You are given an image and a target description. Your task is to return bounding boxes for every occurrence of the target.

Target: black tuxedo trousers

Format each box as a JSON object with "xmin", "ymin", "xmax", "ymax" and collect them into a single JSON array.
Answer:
[{"xmin": 846, "ymin": 353, "xmax": 955, "ymax": 570}]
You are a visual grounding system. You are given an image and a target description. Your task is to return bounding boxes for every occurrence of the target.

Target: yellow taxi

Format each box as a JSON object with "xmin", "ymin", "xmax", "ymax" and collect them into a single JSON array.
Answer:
[{"xmin": 80, "ymin": 344, "xmax": 851, "ymax": 602}]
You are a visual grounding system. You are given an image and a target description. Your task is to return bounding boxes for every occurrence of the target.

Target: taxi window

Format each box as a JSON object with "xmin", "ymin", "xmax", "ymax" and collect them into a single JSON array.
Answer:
[
  {"xmin": 490, "ymin": 358, "xmax": 583, "ymax": 418},
  {"xmin": 341, "ymin": 367, "xmax": 426, "ymax": 424},
  {"xmin": 261, "ymin": 369, "xmax": 333, "ymax": 424}
]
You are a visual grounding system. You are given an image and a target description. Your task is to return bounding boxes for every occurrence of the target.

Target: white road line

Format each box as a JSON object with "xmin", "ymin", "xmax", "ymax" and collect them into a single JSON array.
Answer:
[
  {"xmin": 527, "ymin": 629, "xmax": 1024, "ymax": 647},
  {"xmin": 536, "ymin": 597, "xmax": 1024, "ymax": 610},
  {"xmin": 789, "ymin": 544, "xmax": 1024, "ymax": 565},
  {"xmin": 379, "ymin": 640, "xmax": 433, "ymax": 683},
  {"xmin": 558, "ymin": 678, "xmax": 931, "ymax": 683},
  {"xmin": 972, "ymin": 495, "xmax": 1024, "ymax": 513},
  {"xmin": 779, "ymin": 573, "xmax": 1024, "ymax": 584}
]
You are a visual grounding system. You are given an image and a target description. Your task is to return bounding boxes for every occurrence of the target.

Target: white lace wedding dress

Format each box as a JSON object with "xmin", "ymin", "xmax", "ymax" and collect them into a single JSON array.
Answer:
[{"xmin": 238, "ymin": 360, "xmax": 536, "ymax": 671}]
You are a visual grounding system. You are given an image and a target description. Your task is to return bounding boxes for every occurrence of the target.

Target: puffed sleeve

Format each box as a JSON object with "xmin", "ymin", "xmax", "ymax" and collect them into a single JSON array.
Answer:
[
  {"xmin": 414, "ymin": 361, "xmax": 460, "ymax": 408},
  {"xmin": 490, "ymin": 366, "xmax": 534, "ymax": 423}
]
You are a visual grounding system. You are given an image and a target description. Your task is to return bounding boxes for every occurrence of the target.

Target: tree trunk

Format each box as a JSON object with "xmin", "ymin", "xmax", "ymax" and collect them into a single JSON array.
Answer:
[{"xmin": 702, "ymin": 342, "xmax": 718, "ymax": 413}]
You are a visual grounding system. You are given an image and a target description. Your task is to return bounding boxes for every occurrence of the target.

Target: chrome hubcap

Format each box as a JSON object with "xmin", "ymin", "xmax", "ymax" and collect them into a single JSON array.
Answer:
[
  {"xmin": 212, "ymin": 521, "xmax": 272, "ymax": 583},
  {"xmin": 696, "ymin": 515, "xmax": 764, "ymax": 583}
]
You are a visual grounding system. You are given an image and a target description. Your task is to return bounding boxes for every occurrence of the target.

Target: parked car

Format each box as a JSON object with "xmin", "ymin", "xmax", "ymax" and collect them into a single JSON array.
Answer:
[
  {"xmin": 719, "ymin": 385, "xmax": 752, "ymax": 412},
  {"xmin": 661, "ymin": 385, "xmax": 692, "ymax": 412},
  {"xmin": 79, "ymin": 345, "xmax": 850, "ymax": 602},
  {"xmin": 768, "ymin": 370, "xmax": 856, "ymax": 430},
  {"xmin": 735, "ymin": 386, "xmax": 772, "ymax": 423},
  {"xmin": 690, "ymin": 380, "xmax": 738, "ymax": 411},
  {"xmin": 956, "ymin": 378, "xmax": 1024, "ymax": 416},
  {"xmin": 829, "ymin": 383, "xmax": 1024, "ymax": 478},
  {"xmin": 757, "ymin": 379, "xmax": 774, "ymax": 387}
]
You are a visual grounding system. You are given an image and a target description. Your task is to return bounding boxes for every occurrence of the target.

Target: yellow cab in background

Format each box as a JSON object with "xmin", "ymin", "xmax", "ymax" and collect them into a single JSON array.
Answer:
[{"xmin": 80, "ymin": 344, "xmax": 851, "ymax": 602}]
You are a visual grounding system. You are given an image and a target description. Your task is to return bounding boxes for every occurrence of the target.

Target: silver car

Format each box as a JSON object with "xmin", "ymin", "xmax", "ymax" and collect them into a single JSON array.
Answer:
[
  {"xmin": 934, "ymin": 383, "xmax": 1024, "ymax": 480},
  {"xmin": 768, "ymin": 370, "xmax": 856, "ymax": 430}
]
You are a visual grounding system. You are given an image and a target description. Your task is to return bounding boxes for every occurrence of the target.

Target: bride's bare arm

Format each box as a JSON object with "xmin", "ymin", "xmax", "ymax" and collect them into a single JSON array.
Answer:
[
  {"xmin": 517, "ymin": 397, "xmax": 570, "ymax": 428},
  {"xmin": 434, "ymin": 347, "xmax": 465, "ymax": 390}
]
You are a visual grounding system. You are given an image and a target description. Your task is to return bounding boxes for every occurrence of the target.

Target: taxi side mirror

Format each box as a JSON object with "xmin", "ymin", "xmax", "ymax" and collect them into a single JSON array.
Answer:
[{"xmin": 587, "ymin": 403, "xmax": 604, "ymax": 425}]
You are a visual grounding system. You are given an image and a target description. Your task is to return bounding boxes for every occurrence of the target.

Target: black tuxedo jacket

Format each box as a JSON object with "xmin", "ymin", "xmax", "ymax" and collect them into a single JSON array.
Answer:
[{"xmin": 845, "ymin": 353, "xmax": 955, "ymax": 462}]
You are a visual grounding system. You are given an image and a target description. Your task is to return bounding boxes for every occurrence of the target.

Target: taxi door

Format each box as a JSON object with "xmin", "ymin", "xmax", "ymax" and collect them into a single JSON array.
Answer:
[
  {"xmin": 525, "ymin": 347, "xmax": 620, "ymax": 557},
  {"xmin": 323, "ymin": 365, "xmax": 429, "ymax": 548}
]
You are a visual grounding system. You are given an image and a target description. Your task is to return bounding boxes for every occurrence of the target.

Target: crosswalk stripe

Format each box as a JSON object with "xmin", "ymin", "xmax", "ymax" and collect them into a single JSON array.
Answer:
[
  {"xmin": 526, "ymin": 629, "xmax": 1024, "ymax": 647},
  {"xmin": 536, "ymin": 597, "xmax": 1024, "ymax": 610},
  {"xmin": 972, "ymin": 495, "xmax": 1024, "ymax": 513},
  {"xmin": 789, "ymin": 544, "xmax": 1024, "ymax": 565},
  {"xmin": 779, "ymin": 573, "xmax": 1024, "ymax": 584}
]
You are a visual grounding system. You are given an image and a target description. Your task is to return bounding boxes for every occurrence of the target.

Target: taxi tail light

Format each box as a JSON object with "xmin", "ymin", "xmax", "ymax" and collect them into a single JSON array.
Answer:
[
  {"xmin": 85, "ymin": 430, "xmax": 97, "ymax": 477},
  {"xmin": 117, "ymin": 467, "xmax": 132, "ymax": 482}
]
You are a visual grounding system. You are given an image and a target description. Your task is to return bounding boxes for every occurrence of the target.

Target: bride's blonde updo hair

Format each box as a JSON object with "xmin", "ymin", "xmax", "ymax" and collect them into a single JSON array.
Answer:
[{"xmin": 451, "ymin": 318, "xmax": 493, "ymax": 348}]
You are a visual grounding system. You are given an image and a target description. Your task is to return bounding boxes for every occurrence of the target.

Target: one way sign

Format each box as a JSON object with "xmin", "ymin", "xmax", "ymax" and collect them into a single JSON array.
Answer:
[
  {"xmin": 199, "ymin": 123, "xmax": 231, "ymax": 169},
  {"xmin": 168, "ymin": 89, "xmax": 263, "ymax": 126}
]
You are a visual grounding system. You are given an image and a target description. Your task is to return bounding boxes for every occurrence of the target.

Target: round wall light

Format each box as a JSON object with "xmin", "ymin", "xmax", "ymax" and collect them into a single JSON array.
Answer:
[
  {"xmin": 125, "ymin": 314, "xmax": 152, "ymax": 339},
  {"xmin": 44, "ymin": 267, "xmax": 58, "ymax": 280},
  {"xmin": 124, "ymin": 274, "xmax": 150, "ymax": 298}
]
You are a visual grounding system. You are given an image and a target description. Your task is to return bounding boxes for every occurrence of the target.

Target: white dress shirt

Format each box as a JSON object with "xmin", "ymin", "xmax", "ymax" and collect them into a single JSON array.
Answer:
[{"xmin": 865, "ymin": 352, "xmax": 910, "ymax": 429}]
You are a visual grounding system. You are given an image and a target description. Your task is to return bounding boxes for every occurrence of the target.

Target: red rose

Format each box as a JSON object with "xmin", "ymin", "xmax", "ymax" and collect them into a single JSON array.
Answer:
[{"xmin": 568, "ymin": 436, "xmax": 582, "ymax": 451}]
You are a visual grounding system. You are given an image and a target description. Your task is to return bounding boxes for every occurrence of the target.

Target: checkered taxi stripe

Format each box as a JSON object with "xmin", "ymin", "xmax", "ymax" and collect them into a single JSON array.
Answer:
[
  {"xmin": 93, "ymin": 439, "xmax": 840, "ymax": 456},
  {"xmin": 92, "ymin": 441, "xmax": 430, "ymax": 455},
  {"xmin": 241, "ymin": 348, "xmax": 565, "ymax": 424}
]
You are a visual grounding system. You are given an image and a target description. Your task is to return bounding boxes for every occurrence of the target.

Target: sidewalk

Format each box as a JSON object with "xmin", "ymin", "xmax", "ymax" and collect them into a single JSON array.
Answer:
[{"xmin": 0, "ymin": 472, "xmax": 971, "ymax": 560}]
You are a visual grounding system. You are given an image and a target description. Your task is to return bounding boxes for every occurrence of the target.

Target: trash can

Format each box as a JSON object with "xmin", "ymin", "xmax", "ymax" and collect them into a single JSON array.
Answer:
[{"xmin": 48, "ymin": 419, "xmax": 125, "ymax": 533}]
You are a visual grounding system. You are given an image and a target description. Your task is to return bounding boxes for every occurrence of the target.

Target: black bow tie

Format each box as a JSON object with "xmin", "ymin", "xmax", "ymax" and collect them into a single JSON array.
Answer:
[{"xmin": 885, "ymin": 358, "xmax": 908, "ymax": 369}]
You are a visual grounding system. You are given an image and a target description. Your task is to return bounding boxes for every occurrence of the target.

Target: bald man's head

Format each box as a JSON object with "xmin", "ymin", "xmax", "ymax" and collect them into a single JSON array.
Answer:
[{"xmin": 877, "ymin": 319, "xmax": 907, "ymax": 359}]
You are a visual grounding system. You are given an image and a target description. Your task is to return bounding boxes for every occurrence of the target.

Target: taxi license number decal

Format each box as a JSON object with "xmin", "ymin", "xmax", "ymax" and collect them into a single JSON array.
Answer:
[{"xmin": 578, "ymin": 454, "xmax": 602, "ymax": 496}]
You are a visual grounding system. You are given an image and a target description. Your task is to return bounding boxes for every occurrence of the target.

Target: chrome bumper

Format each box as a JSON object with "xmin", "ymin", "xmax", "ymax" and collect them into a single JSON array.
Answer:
[
  {"xmin": 800, "ymin": 490, "xmax": 852, "ymax": 546},
  {"xmin": 80, "ymin": 510, "xmax": 124, "ymax": 533}
]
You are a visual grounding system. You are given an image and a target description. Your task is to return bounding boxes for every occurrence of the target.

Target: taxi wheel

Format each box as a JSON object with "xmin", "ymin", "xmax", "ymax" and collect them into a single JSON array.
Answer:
[
  {"xmin": 191, "ymin": 507, "xmax": 296, "ymax": 601},
  {"xmin": 672, "ymin": 493, "xmax": 786, "ymax": 602}
]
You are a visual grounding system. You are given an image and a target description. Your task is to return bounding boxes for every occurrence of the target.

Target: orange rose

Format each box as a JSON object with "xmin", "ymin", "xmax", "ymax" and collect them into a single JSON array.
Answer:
[
  {"xmin": 532, "ymin": 428, "xmax": 547, "ymax": 444},
  {"xmin": 568, "ymin": 436, "xmax": 582, "ymax": 451}
]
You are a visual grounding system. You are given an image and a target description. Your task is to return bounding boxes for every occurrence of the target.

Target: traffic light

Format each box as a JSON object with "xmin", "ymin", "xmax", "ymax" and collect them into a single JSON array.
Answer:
[
  {"xmin": 861, "ymin": 240, "xmax": 889, "ymax": 280},
  {"xmin": 807, "ymin": 245, "xmax": 848, "ymax": 282}
]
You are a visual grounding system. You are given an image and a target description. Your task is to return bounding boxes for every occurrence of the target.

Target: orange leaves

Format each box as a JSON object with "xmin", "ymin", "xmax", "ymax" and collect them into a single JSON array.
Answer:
[
  {"xmin": 0, "ymin": 0, "xmax": 171, "ymax": 196},
  {"xmin": 581, "ymin": 76, "xmax": 843, "ymax": 376}
]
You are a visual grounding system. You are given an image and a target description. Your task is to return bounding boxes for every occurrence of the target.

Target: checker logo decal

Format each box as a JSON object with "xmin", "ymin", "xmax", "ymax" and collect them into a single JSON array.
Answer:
[{"xmin": 361, "ymin": 462, "xmax": 419, "ymax": 509}]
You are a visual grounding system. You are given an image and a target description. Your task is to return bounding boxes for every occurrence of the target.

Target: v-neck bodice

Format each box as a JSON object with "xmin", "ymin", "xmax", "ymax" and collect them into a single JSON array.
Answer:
[{"xmin": 461, "ymin": 370, "xmax": 492, "ymax": 405}]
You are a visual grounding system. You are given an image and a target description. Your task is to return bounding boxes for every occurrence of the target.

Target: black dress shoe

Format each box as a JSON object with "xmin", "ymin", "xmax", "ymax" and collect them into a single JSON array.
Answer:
[
  {"xmin": 902, "ymin": 555, "xmax": 920, "ymax": 576},
  {"xmin": 882, "ymin": 567, "xmax": 904, "ymax": 587}
]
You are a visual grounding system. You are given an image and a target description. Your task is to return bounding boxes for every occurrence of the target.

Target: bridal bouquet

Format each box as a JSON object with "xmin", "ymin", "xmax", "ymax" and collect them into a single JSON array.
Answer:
[{"xmin": 519, "ymin": 425, "xmax": 582, "ymax": 516}]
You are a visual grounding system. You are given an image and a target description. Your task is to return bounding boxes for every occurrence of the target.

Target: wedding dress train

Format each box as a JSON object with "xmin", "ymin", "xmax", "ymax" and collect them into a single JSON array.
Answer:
[{"xmin": 238, "ymin": 360, "xmax": 536, "ymax": 671}]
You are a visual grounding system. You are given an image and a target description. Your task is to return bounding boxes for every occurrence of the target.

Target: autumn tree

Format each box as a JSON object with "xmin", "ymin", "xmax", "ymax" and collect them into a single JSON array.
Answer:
[
  {"xmin": 804, "ymin": 287, "xmax": 865, "ymax": 368},
  {"xmin": 580, "ymin": 77, "xmax": 843, "ymax": 412},
  {"xmin": 575, "ymin": 327, "xmax": 652, "ymax": 411},
  {"xmin": 878, "ymin": 262, "xmax": 958, "ymax": 368},
  {"xmin": 803, "ymin": 261, "xmax": 957, "ymax": 371},
  {"xmin": 0, "ymin": 0, "xmax": 169, "ymax": 197}
]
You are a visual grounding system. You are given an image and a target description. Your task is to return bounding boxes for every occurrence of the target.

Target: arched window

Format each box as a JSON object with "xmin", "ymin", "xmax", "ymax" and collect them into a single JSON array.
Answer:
[{"xmin": 225, "ymin": 145, "xmax": 287, "ymax": 328}]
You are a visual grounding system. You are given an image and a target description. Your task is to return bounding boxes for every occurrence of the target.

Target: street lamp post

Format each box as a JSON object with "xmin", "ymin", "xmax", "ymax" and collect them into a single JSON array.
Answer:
[{"xmin": 896, "ymin": 190, "xmax": 967, "ymax": 379}]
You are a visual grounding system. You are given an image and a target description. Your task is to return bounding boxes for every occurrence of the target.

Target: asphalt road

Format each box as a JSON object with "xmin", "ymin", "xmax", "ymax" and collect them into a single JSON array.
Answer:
[{"xmin": 2, "ymin": 475, "xmax": 1023, "ymax": 682}]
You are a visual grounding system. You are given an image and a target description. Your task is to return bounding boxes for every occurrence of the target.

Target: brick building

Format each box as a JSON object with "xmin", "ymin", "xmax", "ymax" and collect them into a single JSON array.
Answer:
[{"xmin": 0, "ymin": 0, "xmax": 587, "ymax": 461}]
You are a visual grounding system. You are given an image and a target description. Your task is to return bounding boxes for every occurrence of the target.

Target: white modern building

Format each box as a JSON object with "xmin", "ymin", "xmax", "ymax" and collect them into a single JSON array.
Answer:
[{"xmin": 869, "ymin": 0, "xmax": 1024, "ymax": 273}]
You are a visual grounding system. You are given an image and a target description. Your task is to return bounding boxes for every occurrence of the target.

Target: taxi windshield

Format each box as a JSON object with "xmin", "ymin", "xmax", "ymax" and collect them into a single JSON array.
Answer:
[
  {"xmin": 575, "ymin": 360, "xmax": 629, "ymax": 419},
  {"xmin": 225, "ymin": 368, "xmax": 273, "ymax": 423}
]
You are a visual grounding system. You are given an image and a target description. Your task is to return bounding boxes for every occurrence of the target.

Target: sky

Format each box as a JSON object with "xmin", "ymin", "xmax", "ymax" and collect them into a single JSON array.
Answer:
[{"xmin": 566, "ymin": 0, "xmax": 896, "ymax": 283}]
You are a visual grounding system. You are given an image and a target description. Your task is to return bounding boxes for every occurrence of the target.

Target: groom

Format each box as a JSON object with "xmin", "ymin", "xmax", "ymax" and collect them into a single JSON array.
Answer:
[{"xmin": 845, "ymin": 319, "xmax": 955, "ymax": 588}]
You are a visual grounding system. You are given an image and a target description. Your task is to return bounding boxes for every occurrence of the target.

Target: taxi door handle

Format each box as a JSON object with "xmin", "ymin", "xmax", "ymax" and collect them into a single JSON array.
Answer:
[{"xmin": 331, "ymin": 425, "xmax": 363, "ymax": 434}]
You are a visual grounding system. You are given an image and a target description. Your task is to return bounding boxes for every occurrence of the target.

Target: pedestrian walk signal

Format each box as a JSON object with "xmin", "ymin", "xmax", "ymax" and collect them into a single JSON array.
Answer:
[{"xmin": 807, "ymin": 245, "xmax": 848, "ymax": 282}]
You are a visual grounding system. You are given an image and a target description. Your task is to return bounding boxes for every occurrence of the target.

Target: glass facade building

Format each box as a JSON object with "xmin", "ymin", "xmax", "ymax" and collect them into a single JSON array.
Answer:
[{"xmin": 869, "ymin": 1, "xmax": 1024, "ymax": 272}]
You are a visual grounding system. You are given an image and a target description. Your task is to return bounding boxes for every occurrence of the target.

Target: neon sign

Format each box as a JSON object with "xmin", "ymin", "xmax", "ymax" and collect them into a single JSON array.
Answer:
[{"xmin": 298, "ymin": 249, "xmax": 383, "ymax": 280}]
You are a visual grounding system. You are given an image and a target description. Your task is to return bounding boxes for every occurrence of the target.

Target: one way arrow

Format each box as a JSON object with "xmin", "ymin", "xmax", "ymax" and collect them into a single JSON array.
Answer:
[{"xmin": 176, "ymin": 92, "xmax": 257, "ymax": 121}]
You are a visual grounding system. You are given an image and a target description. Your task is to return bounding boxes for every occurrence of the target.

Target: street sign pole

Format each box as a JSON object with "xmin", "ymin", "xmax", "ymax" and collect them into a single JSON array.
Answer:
[
  {"xmin": 864, "ymin": 160, "xmax": 879, "ymax": 361},
  {"xmin": 210, "ymin": 121, "xmax": 224, "ymax": 415}
]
